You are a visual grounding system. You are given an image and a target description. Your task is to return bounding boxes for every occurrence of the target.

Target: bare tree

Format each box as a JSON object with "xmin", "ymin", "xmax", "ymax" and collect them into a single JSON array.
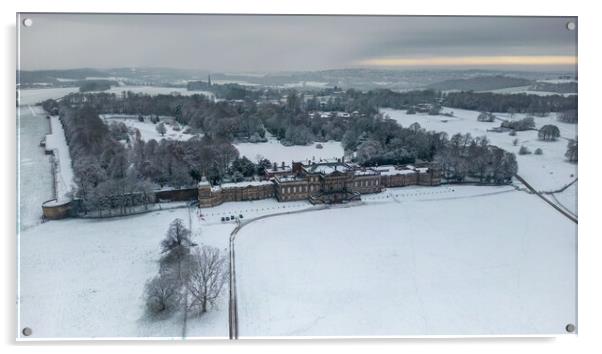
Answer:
[
  {"xmin": 160, "ymin": 219, "xmax": 196, "ymax": 284},
  {"xmin": 186, "ymin": 245, "xmax": 228, "ymax": 314},
  {"xmin": 144, "ymin": 274, "xmax": 181, "ymax": 317},
  {"xmin": 156, "ymin": 122, "xmax": 167, "ymax": 137},
  {"xmin": 565, "ymin": 138, "xmax": 578, "ymax": 162},
  {"xmin": 161, "ymin": 218, "xmax": 194, "ymax": 254}
]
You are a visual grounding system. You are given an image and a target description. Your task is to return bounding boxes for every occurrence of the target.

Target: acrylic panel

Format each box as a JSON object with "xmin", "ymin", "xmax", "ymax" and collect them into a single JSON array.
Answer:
[{"xmin": 16, "ymin": 13, "xmax": 578, "ymax": 340}]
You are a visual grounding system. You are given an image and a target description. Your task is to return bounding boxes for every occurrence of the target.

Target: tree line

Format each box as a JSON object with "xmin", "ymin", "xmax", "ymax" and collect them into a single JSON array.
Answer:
[
  {"xmin": 42, "ymin": 98, "xmax": 242, "ymax": 215},
  {"xmin": 444, "ymin": 91, "xmax": 577, "ymax": 115},
  {"xmin": 435, "ymin": 134, "xmax": 518, "ymax": 183}
]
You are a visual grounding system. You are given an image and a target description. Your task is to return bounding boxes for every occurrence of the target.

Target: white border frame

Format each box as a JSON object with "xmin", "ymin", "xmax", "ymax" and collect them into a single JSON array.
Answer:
[{"xmin": 2, "ymin": 1, "xmax": 600, "ymax": 353}]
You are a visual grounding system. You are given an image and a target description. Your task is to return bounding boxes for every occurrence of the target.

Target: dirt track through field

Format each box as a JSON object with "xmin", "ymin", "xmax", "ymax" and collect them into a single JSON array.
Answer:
[{"xmin": 514, "ymin": 174, "xmax": 578, "ymax": 224}]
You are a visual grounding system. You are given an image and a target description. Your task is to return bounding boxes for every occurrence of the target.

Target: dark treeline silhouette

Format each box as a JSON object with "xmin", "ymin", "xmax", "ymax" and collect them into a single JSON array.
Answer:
[
  {"xmin": 435, "ymin": 134, "xmax": 517, "ymax": 183},
  {"xmin": 78, "ymin": 79, "xmax": 116, "ymax": 92},
  {"xmin": 444, "ymin": 91, "xmax": 577, "ymax": 115},
  {"xmin": 188, "ymin": 80, "xmax": 281, "ymax": 101},
  {"xmin": 558, "ymin": 109, "xmax": 578, "ymax": 124}
]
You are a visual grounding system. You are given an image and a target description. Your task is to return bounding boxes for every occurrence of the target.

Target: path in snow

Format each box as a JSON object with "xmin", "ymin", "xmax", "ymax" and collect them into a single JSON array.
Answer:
[
  {"xmin": 45, "ymin": 116, "xmax": 76, "ymax": 201},
  {"xmin": 18, "ymin": 106, "xmax": 53, "ymax": 230}
]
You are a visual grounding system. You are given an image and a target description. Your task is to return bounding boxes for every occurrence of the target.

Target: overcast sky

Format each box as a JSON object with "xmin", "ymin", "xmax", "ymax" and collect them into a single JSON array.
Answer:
[{"xmin": 18, "ymin": 14, "xmax": 577, "ymax": 72}]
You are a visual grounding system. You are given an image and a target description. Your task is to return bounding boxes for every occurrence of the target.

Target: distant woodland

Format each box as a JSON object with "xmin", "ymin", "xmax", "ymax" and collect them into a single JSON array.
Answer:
[{"xmin": 39, "ymin": 82, "xmax": 580, "ymax": 213}]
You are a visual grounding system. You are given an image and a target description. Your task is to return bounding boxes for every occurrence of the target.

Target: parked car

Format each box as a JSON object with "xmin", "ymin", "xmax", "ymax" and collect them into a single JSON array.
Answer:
[{"xmin": 239, "ymin": 214, "xmax": 244, "ymax": 219}]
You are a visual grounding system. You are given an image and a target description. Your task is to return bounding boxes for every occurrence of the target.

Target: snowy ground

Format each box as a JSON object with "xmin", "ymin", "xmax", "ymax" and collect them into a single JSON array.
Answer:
[
  {"xmin": 17, "ymin": 86, "xmax": 214, "ymax": 107},
  {"xmin": 18, "ymin": 194, "xmax": 316, "ymax": 339},
  {"xmin": 19, "ymin": 206, "xmax": 230, "ymax": 339},
  {"xmin": 199, "ymin": 198, "xmax": 312, "ymax": 224},
  {"xmin": 549, "ymin": 182, "xmax": 578, "ymax": 218},
  {"xmin": 18, "ymin": 106, "xmax": 53, "ymax": 230},
  {"xmin": 235, "ymin": 185, "xmax": 577, "ymax": 337},
  {"xmin": 45, "ymin": 116, "xmax": 76, "ymax": 201},
  {"xmin": 100, "ymin": 114, "xmax": 199, "ymax": 142},
  {"xmin": 18, "ymin": 87, "xmax": 80, "ymax": 106},
  {"xmin": 18, "ymin": 183, "xmax": 577, "ymax": 338},
  {"xmin": 484, "ymin": 86, "xmax": 577, "ymax": 97},
  {"xmin": 234, "ymin": 138, "xmax": 344, "ymax": 164},
  {"xmin": 382, "ymin": 107, "xmax": 578, "ymax": 196},
  {"xmin": 104, "ymin": 85, "xmax": 214, "ymax": 100}
]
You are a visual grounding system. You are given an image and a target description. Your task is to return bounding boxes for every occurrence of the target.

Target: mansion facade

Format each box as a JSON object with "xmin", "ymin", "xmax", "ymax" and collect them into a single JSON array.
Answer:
[{"xmin": 198, "ymin": 160, "xmax": 441, "ymax": 208}]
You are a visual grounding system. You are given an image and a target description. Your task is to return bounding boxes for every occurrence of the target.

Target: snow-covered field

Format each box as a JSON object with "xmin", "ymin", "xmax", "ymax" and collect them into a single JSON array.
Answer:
[
  {"xmin": 199, "ymin": 198, "xmax": 312, "ymax": 224},
  {"xmin": 100, "ymin": 114, "xmax": 198, "ymax": 142},
  {"xmin": 104, "ymin": 85, "xmax": 214, "ymax": 100},
  {"xmin": 45, "ymin": 116, "xmax": 76, "ymax": 201},
  {"xmin": 234, "ymin": 139, "xmax": 344, "ymax": 164},
  {"xmin": 18, "ymin": 193, "xmax": 317, "ymax": 339},
  {"xmin": 382, "ymin": 108, "xmax": 578, "ymax": 193},
  {"xmin": 484, "ymin": 86, "xmax": 577, "ymax": 97},
  {"xmin": 550, "ymin": 182, "xmax": 578, "ymax": 217},
  {"xmin": 18, "ymin": 87, "xmax": 80, "ymax": 106},
  {"xmin": 236, "ymin": 186, "xmax": 576, "ymax": 336},
  {"xmin": 19, "ymin": 206, "xmax": 230, "ymax": 339},
  {"xmin": 17, "ymin": 86, "xmax": 214, "ymax": 107},
  {"xmin": 18, "ymin": 106, "xmax": 53, "ymax": 229},
  {"xmin": 18, "ymin": 183, "xmax": 577, "ymax": 338}
]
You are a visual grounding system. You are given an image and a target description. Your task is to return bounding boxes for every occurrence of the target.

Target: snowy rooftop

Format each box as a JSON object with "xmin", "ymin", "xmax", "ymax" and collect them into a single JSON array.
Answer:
[
  {"xmin": 375, "ymin": 165, "xmax": 419, "ymax": 176},
  {"xmin": 305, "ymin": 162, "xmax": 351, "ymax": 175},
  {"xmin": 220, "ymin": 180, "xmax": 274, "ymax": 189},
  {"xmin": 267, "ymin": 166, "xmax": 292, "ymax": 173},
  {"xmin": 353, "ymin": 168, "xmax": 379, "ymax": 176},
  {"xmin": 275, "ymin": 175, "xmax": 308, "ymax": 183}
]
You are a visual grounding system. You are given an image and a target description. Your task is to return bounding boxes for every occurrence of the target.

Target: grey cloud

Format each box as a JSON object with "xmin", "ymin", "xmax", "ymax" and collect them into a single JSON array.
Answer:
[{"xmin": 18, "ymin": 14, "xmax": 577, "ymax": 72}]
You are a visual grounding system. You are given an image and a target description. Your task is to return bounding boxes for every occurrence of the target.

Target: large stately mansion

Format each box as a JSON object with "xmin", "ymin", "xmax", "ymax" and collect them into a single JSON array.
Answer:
[{"xmin": 198, "ymin": 160, "xmax": 441, "ymax": 207}]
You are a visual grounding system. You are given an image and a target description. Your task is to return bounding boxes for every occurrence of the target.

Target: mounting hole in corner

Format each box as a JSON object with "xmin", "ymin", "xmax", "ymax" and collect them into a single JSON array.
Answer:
[{"xmin": 567, "ymin": 21, "xmax": 576, "ymax": 31}]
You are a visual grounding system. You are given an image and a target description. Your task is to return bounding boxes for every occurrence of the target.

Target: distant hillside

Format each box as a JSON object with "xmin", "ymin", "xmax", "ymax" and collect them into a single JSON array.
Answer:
[
  {"xmin": 78, "ymin": 79, "xmax": 117, "ymax": 92},
  {"xmin": 17, "ymin": 68, "xmax": 108, "ymax": 86},
  {"xmin": 428, "ymin": 75, "xmax": 532, "ymax": 91},
  {"xmin": 531, "ymin": 81, "xmax": 578, "ymax": 94}
]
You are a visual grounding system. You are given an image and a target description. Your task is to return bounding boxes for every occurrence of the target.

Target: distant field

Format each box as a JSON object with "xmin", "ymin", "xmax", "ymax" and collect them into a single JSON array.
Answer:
[
  {"xmin": 234, "ymin": 139, "xmax": 344, "ymax": 164},
  {"xmin": 382, "ymin": 107, "xmax": 578, "ymax": 201},
  {"xmin": 17, "ymin": 86, "xmax": 214, "ymax": 107}
]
